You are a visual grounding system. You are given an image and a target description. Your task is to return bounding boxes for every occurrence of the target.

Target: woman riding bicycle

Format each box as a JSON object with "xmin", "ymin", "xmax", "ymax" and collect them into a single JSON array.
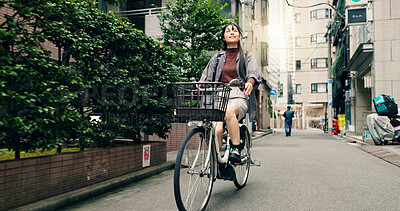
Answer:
[{"xmin": 199, "ymin": 23, "xmax": 261, "ymax": 164}]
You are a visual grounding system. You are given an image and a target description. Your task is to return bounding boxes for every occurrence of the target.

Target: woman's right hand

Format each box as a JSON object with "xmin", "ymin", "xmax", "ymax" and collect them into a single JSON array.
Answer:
[{"xmin": 244, "ymin": 82, "xmax": 253, "ymax": 95}]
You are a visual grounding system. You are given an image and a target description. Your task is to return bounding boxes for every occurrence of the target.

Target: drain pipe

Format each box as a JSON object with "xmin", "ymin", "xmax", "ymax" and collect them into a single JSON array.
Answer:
[{"xmin": 241, "ymin": 0, "xmax": 246, "ymax": 50}]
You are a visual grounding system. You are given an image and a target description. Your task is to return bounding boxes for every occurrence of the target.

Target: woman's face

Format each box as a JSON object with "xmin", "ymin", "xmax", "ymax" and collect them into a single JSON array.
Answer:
[{"xmin": 223, "ymin": 24, "xmax": 240, "ymax": 48}]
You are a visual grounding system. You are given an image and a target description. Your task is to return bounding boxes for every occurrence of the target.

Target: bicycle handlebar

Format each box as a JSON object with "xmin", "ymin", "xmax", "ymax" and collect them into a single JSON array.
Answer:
[
  {"xmin": 227, "ymin": 78, "xmax": 244, "ymax": 87},
  {"xmin": 173, "ymin": 77, "xmax": 244, "ymax": 91}
]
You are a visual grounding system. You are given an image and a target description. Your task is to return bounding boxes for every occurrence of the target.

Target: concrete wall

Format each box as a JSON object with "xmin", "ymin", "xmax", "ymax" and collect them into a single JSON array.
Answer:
[
  {"xmin": 145, "ymin": 14, "xmax": 163, "ymax": 40},
  {"xmin": 373, "ymin": 0, "xmax": 400, "ymax": 103},
  {"xmin": 355, "ymin": 77, "xmax": 372, "ymax": 135},
  {"xmin": 0, "ymin": 142, "xmax": 166, "ymax": 210}
]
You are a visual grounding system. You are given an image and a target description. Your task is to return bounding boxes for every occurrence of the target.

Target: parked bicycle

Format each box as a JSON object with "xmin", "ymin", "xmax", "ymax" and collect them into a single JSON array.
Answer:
[{"xmin": 172, "ymin": 79, "xmax": 259, "ymax": 211}]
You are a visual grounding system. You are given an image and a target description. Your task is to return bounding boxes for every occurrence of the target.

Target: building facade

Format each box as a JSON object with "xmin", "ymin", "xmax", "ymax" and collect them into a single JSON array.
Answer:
[
  {"xmin": 241, "ymin": 0, "xmax": 273, "ymax": 130},
  {"xmin": 332, "ymin": 0, "xmax": 400, "ymax": 135},
  {"xmin": 277, "ymin": 0, "xmax": 294, "ymax": 107},
  {"xmin": 291, "ymin": 0, "xmax": 332, "ymax": 129}
]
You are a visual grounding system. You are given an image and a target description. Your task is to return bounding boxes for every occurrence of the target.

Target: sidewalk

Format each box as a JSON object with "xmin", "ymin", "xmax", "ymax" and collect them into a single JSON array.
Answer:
[
  {"xmin": 340, "ymin": 132, "xmax": 400, "ymax": 168},
  {"xmin": 15, "ymin": 129, "xmax": 274, "ymax": 211}
]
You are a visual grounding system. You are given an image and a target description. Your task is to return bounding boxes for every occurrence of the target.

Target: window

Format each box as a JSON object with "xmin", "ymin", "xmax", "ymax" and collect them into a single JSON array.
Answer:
[
  {"xmin": 278, "ymin": 83, "xmax": 284, "ymax": 98},
  {"xmin": 261, "ymin": 42, "xmax": 268, "ymax": 66},
  {"xmin": 127, "ymin": 0, "xmax": 162, "ymax": 31},
  {"xmin": 310, "ymin": 9, "xmax": 331, "ymax": 20},
  {"xmin": 311, "ymin": 33, "xmax": 327, "ymax": 44},
  {"xmin": 296, "ymin": 60, "xmax": 301, "ymax": 70},
  {"xmin": 261, "ymin": 0, "xmax": 268, "ymax": 25},
  {"xmin": 311, "ymin": 83, "xmax": 327, "ymax": 93},
  {"xmin": 295, "ymin": 13, "xmax": 301, "ymax": 23},
  {"xmin": 296, "ymin": 84, "xmax": 301, "ymax": 94},
  {"xmin": 311, "ymin": 58, "xmax": 328, "ymax": 69},
  {"xmin": 295, "ymin": 37, "xmax": 301, "ymax": 47}
]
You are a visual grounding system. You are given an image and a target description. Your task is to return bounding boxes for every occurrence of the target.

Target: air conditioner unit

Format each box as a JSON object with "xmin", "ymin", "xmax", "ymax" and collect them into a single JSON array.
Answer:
[
  {"xmin": 350, "ymin": 88, "xmax": 355, "ymax": 98},
  {"xmin": 345, "ymin": 79, "xmax": 350, "ymax": 87},
  {"xmin": 364, "ymin": 76, "xmax": 373, "ymax": 88},
  {"xmin": 345, "ymin": 90, "xmax": 351, "ymax": 101}
]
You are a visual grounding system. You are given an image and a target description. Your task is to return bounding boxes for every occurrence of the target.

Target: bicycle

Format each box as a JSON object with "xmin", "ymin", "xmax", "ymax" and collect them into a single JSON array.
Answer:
[{"xmin": 172, "ymin": 79, "xmax": 259, "ymax": 211}]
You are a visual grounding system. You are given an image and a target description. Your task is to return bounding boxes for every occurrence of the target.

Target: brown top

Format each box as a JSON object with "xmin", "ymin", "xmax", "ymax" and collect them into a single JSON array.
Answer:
[
  {"xmin": 220, "ymin": 48, "xmax": 239, "ymax": 83},
  {"xmin": 219, "ymin": 48, "xmax": 255, "ymax": 85}
]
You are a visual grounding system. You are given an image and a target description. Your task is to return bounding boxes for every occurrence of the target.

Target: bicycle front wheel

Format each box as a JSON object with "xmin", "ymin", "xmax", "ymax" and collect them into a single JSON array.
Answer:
[
  {"xmin": 174, "ymin": 127, "xmax": 215, "ymax": 211},
  {"xmin": 234, "ymin": 125, "xmax": 251, "ymax": 189}
]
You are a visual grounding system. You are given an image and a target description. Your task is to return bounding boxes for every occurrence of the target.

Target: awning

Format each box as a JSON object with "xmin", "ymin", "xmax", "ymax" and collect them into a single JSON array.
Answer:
[{"xmin": 348, "ymin": 43, "xmax": 373, "ymax": 78}]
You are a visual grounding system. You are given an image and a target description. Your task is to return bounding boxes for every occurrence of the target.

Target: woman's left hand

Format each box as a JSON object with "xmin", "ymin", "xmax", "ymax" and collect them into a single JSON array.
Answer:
[{"xmin": 244, "ymin": 82, "xmax": 253, "ymax": 95}]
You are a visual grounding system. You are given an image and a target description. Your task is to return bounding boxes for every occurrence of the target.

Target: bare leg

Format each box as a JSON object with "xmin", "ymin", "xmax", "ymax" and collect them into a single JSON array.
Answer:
[
  {"xmin": 225, "ymin": 105, "xmax": 240, "ymax": 145},
  {"xmin": 215, "ymin": 122, "xmax": 223, "ymax": 149}
]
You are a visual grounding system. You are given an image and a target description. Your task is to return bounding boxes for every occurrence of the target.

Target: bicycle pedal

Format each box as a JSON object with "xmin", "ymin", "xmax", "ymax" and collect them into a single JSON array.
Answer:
[{"xmin": 217, "ymin": 164, "xmax": 235, "ymax": 181}]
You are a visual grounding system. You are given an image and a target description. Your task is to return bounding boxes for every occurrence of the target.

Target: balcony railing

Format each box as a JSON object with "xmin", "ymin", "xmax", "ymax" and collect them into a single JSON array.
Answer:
[{"xmin": 117, "ymin": 7, "xmax": 166, "ymax": 17}]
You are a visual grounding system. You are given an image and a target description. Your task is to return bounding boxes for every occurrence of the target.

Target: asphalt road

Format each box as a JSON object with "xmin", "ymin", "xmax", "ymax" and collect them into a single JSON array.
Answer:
[{"xmin": 65, "ymin": 129, "xmax": 400, "ymax": 210}]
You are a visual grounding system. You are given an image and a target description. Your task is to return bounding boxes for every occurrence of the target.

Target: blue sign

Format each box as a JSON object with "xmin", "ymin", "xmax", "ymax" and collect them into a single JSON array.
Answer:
[
  {"xmin": 364, "ymin": 131, "xmax": 371, "ymax": 139},
  {"xmin": 270, "ymin": 90, "xmax": 277, "ymax": 95},
  {"xmin": 328, "ymin": 79, "xmax": 332, "ymax": 84}
]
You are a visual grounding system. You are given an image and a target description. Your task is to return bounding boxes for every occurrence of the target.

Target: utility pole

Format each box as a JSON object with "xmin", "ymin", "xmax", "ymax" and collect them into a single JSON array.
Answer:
[{"xmin": 327, "ymin": 22, "xmax": 333, "ymax": 135}]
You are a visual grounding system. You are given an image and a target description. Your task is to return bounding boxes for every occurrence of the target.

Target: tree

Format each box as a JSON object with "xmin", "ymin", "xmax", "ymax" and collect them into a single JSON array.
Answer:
[
  {"xmin": 158, "ymin": 0, "xmax": 234, "ymax": 80},
  {"xmin": 0, "ymin": 0, "xmax": 178, "ymax": 157}
]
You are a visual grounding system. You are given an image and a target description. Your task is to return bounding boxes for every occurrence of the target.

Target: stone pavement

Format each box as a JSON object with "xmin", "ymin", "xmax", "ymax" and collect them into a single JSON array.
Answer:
[
  {"xmin": 14, "ymin": 129, "xmax": 273, "ymax": 211},
  {"xmin": 15, "ymin": 129, "xmax": 400, "ymax": 210},
  {"xmin": 340, "ymin": 132, "xmax": 400, "ymax": 168}
]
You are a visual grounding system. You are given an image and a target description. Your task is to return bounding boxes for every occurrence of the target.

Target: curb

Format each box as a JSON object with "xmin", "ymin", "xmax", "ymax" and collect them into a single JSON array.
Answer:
[
  {"xmin": 337, "ymin": 135, "xmax": 400, "ymax": 168},
  {"xmin": 14, "ymin": 161, "xmax": 175, "ymax": 211},
  {"xmin": 252, "ymin": 130, "xmax": 274, "ymax": 140},
  {"xmin": 357, "ymin": 145, "xmax": 400, "ymax": 168}
]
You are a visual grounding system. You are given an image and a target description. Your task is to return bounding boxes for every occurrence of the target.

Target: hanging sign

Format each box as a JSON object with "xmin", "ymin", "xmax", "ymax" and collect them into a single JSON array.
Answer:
[{"xmin": 346, "ymin": 7, "xmax": 367, "ymax": 26}]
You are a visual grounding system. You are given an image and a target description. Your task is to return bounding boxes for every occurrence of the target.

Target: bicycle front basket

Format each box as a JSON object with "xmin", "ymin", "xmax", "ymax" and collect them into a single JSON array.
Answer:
[{"xmin": 172, "ymin": 82, "xmax": 230, "ymax": 122}]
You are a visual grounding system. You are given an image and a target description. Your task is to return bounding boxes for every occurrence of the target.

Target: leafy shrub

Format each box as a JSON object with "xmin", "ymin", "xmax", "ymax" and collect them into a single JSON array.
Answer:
[{"xmin": 0, "ymin": 0, "xmax": 177, "ymax": 157}]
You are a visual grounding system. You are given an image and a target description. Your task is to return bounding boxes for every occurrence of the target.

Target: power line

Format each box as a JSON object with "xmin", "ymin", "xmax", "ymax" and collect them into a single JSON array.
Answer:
[{"xmin": 300, "ymin": 40, "xmax": 323, "ymax": 69}]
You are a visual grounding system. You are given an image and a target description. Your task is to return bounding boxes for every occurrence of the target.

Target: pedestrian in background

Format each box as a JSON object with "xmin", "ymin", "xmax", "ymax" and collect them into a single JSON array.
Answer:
[{"xmin": 284, "ymin": 106, "xmax": 295, "ymax": 136}]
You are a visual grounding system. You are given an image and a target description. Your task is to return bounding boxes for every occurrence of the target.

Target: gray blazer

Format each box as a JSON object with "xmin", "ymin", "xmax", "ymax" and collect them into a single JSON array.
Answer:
[{"xmin": 199, "ymin": 51, "xmax": 262, "ymax": 122}]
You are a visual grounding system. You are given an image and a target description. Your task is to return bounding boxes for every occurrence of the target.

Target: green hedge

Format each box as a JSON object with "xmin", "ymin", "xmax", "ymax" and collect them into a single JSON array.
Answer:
[{"xmin": 332, "ymin": 45, "xmax": 344, "ymax": 76}]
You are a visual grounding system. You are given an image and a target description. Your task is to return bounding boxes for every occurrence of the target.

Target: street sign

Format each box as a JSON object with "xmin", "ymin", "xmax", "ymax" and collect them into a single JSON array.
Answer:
[
  {"xmin": 270, "ymin": 94, "xmax": 277, "ymax": 101},
  {"xmin": 347, "ymin": 7, "xmax": 367, "ymax": 26},
  {"xmin": 270, "ymin": 89, "xmax": 276, "ymax": 95},
  {"xmin": 143, "ymin": 145, "xmax": 151, "ymax": 167}
]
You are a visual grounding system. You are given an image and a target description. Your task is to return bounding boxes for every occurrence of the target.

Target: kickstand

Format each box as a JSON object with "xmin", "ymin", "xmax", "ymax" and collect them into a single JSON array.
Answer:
[{"xmin": 250, "ymin": 159, "xmax": 261, "ymax": 166}]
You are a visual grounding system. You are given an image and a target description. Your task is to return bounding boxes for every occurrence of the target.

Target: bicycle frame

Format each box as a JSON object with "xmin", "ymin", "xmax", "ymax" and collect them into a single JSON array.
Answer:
[{"xmin": 189, "ymin": 120, "xmax": 247, "ymax": 174}]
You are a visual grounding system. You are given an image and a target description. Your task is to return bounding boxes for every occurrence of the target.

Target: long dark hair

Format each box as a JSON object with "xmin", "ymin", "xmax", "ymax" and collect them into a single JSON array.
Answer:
[
  {"xmin": 221, "ymin": 23, "xmax": 246, "ymax": 80},
  {"xmin": 221, "ymin": 23, "xmax": 243, "ymax": 51}
]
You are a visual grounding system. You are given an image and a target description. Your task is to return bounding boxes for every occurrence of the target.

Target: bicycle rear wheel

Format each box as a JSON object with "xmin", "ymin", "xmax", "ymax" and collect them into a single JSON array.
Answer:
[
  {"xmin": 233, "ymin": 125, "xmax": 251, "ymax": 189},
  {"xmin": 174, "ymin": 127, "xmax": 215, "ymax": 211}
]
